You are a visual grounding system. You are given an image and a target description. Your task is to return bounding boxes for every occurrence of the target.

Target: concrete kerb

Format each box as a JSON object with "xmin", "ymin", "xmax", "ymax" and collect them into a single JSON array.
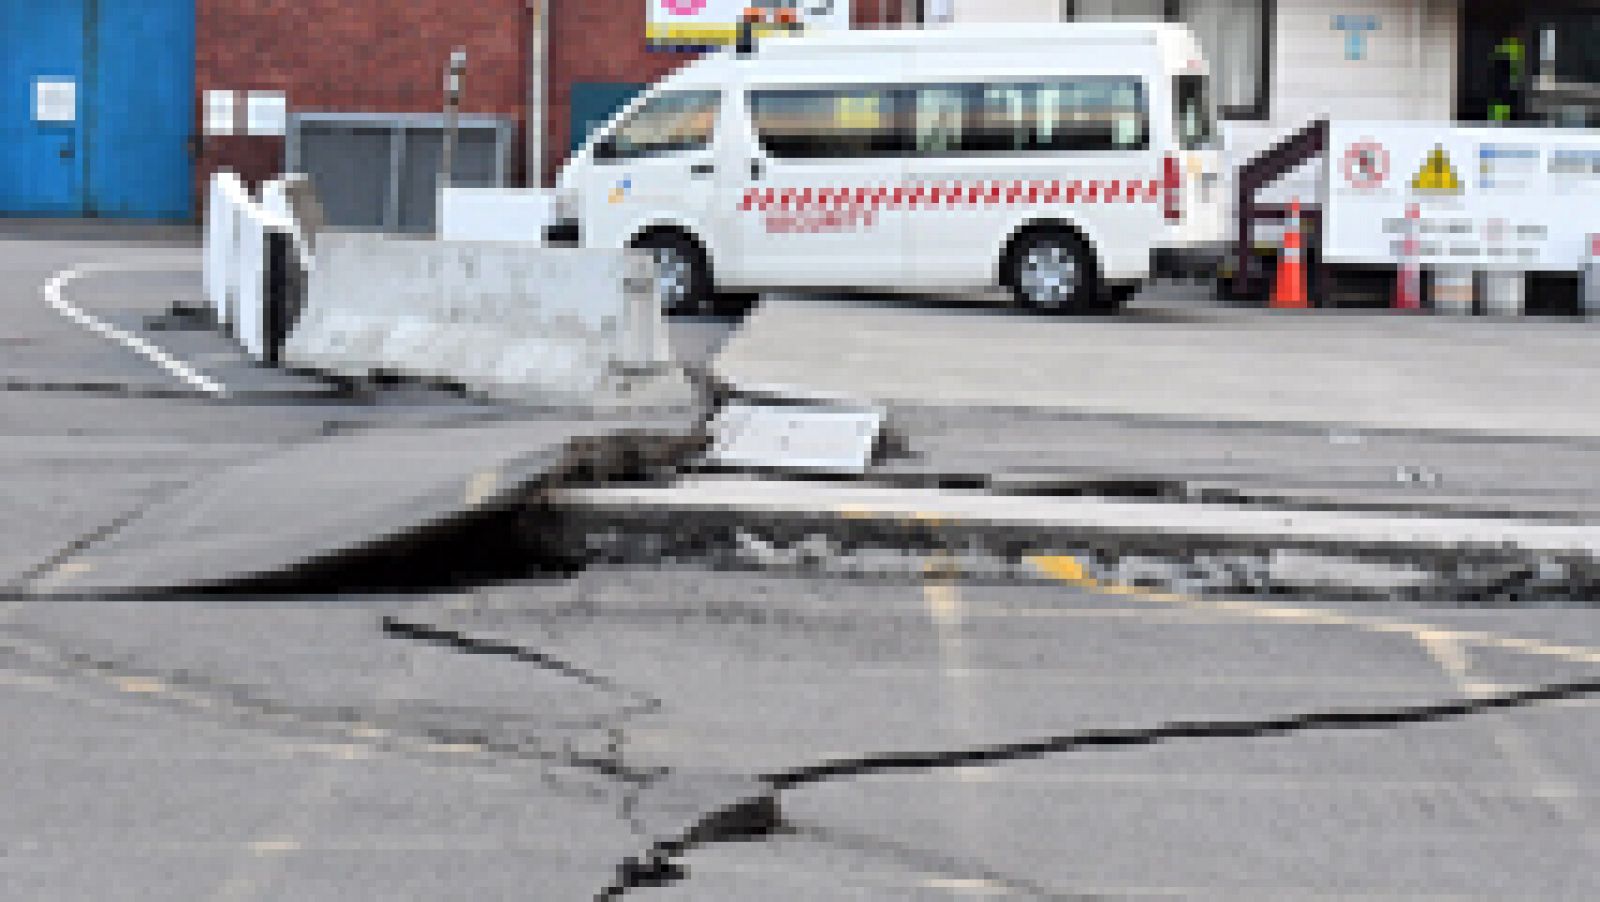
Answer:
[{"xmin": 542, "ymin": 480, "xmax": 1600, "ymax": 599}]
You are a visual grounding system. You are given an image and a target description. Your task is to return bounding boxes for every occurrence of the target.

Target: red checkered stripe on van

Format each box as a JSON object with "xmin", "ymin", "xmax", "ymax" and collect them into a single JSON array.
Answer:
[{"xmin": 737, "ymin": 179, "xmax": 1163, "ymax": 212}]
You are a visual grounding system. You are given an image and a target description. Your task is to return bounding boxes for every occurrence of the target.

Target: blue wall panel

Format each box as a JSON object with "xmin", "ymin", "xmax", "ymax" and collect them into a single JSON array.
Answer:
[{"xmin": 87, "ymin": 0, "xmax": 195, "ymax": 219}]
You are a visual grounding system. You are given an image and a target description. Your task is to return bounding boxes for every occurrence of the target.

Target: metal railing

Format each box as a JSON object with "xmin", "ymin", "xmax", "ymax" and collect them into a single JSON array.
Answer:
[{"xmin": 1232, "ymin": 118, "xmax": 1328, "ymax": 299}]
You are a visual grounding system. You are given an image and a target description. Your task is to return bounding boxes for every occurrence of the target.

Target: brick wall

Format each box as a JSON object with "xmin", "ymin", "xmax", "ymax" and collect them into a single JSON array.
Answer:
[
  {"xmin": 196, "ymin": 1, "xmax": 908, "ymax": 197},
  {"xmin": 196, "ymin": 0, "xmax": 529, "ymax": 193}
]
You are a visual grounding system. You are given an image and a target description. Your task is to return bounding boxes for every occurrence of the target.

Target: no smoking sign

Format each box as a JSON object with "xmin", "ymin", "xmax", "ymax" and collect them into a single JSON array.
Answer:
[{"xmin": 1342, "ymin": 140, "xmax": 1391, "ymax": 190}]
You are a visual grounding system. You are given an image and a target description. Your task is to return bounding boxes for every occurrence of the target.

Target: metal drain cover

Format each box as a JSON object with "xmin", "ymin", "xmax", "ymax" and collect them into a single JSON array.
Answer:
[{"xmin": 708, "ymin": 402, "xmax": 883, "ymax": 474}]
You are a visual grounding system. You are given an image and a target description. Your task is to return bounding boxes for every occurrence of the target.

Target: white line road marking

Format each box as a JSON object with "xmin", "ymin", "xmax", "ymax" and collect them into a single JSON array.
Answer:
[
  {"xmin": 42, "ymin": 264, "xmax": 227, "ymax": 397},
  {"xmin": 1413, "ymin": 631, "xmax": 1599, "ymax": 837}
]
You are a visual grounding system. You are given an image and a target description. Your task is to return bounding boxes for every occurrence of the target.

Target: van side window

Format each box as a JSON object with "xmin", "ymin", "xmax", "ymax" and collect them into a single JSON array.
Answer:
[
  {"xmin": 596, "ymin": 90, "xmax": 720, "ymax": 162},
  {"xmin": 924, "ymin": 78, "xmax": 1149, "ymax": 154},
  {"xmin": 749, "ymin": 89, "xmax": 910, "ymax": 159},
  {"xmin": 913, "ymin": 88, "xmax": 965, "ymax": 154},
  {"xmin": 1174, "ymin": 75, "xmax": 1215, "ymax": 150}
]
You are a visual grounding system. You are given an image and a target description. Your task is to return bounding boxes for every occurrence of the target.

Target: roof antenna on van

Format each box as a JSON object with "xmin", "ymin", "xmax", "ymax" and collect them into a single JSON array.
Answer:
[
  {"xmin": 736, "ymin": 8, "xmax": 761, "ymax": 56},
  {"xmin": 737, "ymin": 3, "xmax": 801, "ymax": 56}
]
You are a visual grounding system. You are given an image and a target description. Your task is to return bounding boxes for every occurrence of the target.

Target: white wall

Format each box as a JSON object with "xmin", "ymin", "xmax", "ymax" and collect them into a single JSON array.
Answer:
[
  {"xmin": 438, "ymin": 187, "xmax": 552, "ymax": 243},
  {"xmin": 1225, "ymin": 0, "xmax": 1458, "ymax": 208},
  {"xmin": 942, "ymin": 0, "xmax": 1461, "ymax": 176},
  {"xmin": 1270, "ymin": 0, "xmax": 1457, "ymax": 126},
  {"xmin": 947, "ymin": 0, "xmax": 1059, "ymax": 23}
]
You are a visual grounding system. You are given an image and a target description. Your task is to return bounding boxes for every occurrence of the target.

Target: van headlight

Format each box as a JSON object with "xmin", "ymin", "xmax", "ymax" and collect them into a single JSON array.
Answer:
[{"xmin": 552, "ymin": 190, "xmax": 577, "ymax": 223}]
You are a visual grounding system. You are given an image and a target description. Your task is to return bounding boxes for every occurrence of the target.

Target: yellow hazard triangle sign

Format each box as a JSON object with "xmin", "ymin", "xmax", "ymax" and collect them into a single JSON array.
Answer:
[{"xmin": 1412, "ymin": 145, "xmax": 1463, "ymax": 193}]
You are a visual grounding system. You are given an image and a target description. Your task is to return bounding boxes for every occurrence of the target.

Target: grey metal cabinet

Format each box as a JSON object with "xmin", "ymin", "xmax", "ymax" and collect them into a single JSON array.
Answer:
[{"xmin": 286, "ymin": 112, "xmax": 514, "ymax": 233}]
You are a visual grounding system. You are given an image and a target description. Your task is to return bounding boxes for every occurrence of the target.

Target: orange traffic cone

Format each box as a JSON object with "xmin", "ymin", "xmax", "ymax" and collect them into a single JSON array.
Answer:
[{"xmin": 1271, "ymin": 201, "xmax": 1308, "ymax": 309}]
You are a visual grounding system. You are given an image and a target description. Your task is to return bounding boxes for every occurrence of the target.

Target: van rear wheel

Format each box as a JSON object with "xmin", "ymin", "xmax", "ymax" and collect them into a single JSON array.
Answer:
[
  {"xmin": 631, "ymin": 232, "xmax": 711, "ymax": 317},
  {"xmin": 1006, "ymin": 231, "xmax": 1098, "ymax": 314}
]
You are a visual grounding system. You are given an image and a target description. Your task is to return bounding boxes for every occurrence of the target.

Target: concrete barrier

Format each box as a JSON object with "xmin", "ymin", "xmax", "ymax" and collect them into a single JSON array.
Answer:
[
  {"xmin": 259, "ymin": 174, "xmax": 321, "ymax": 270},
  {"xmin": 203, "ymin": 171, "xmax": 250, "ymax": 329},
  {"xmin": 282, "ymin": 234, "xmax": 672, "ymax": 402},
  {"xmin": 234, "ymin": 201, "xmax": 299, "ymax": 361}
]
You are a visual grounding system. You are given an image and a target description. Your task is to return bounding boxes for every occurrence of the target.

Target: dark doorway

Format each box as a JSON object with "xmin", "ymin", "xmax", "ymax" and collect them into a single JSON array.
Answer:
[{"xmin": 1458, "ymin": 0, "xmax": 1600, "ymax": 126}]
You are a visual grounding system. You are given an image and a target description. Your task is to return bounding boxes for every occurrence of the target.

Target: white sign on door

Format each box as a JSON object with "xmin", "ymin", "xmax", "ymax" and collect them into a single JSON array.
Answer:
[
  {"xmin": 204, "ymin": 90, "xmax": 238, "ymax": 136},
  {"xmin": 245, "ymin": 91, "xmax": 288, "ymax": 137},
  {"xmin": 34, "ymin": 78, "xmax": 77, "ymax": 123}
]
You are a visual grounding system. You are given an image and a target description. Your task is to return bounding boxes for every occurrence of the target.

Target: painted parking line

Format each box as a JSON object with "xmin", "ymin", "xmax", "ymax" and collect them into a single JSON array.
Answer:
[
  {"xmin": 1029, "ymin": 554, "xmax": 1600, "ymax": 668},
  {"xmin": 42, "ymin": 263, "xmax": 227, "ymax": 397}
]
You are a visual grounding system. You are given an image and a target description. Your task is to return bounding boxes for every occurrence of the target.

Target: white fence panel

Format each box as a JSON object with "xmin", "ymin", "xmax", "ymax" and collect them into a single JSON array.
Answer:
[
  {"xmin": 438, "ymin": 187, "xmax": 552, "ymax": 243},
  {"xmin": 204, "ymin": 171, "xmax": 250, "ymax": 327}
]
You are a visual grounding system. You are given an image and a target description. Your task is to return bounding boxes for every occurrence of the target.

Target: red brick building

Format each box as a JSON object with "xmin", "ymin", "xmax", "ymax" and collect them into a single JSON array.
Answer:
[{"xmin": 197, "ymin": 1, "xmax": 907, "ymax": 198}]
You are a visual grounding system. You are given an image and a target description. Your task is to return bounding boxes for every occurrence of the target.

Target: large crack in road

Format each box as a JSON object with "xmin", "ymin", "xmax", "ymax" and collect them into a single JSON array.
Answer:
[
  {"xmin": 7, "ymin": 494, "xmax": 1599, "ymax": 902},
  {"xmin": 372, "ymin": 604, "xmax": 1600, "ymax": 900},
  {"xmin": 4, "ymin": 580, "xmax": 1597, "ymax": 900}
]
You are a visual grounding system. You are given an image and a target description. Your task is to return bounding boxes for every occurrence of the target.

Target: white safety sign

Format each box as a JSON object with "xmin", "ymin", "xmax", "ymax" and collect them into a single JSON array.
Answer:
[
  {"xmin": 34, "ymin": 78, "xmax": 76, "ymax": 123},
  {"xmin": 648, "ymin": 0, "xmax": 850, "ymax": 47},
  {"xmin": 1325, "ymin": 122, "xmax": 1600, "ymax": 272}
]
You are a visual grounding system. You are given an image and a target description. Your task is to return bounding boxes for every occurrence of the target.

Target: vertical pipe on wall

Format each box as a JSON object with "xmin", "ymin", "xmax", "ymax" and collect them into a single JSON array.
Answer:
[
  {"xmin": 1413, "ymin": 0, "xmax": 1425, "ymax": 118},
  {"xmin": 526, "ymin": 0, "xmax": 547, "ymax": 187}
]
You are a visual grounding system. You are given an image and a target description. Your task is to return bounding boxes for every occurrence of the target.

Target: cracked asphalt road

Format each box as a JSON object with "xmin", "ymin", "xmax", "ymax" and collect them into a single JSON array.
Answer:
[
  {"xmin": 2, "ymin": 235, "xmax": 1597, "ymax": 900},
  {"xmin": 3, "ymin": 567, "xmax": 1598, "ymax": 900}
]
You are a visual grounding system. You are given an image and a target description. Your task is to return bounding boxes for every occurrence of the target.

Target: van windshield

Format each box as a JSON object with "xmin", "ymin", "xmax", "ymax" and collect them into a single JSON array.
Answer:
[{"xmin": 1174, "ymin": 75, "xmax": 1216, "ymax": 150}]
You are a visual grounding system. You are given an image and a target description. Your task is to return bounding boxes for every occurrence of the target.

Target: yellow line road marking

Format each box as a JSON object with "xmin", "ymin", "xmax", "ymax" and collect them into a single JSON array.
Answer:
[
  {"xmin": 923, "ymin": 582, "xmax": 964, "ymax": 630},
  {"xmin": 1032, "ymin": 552, "xmax": 1600, "ymax": 837},
  {"xmin": 1031, "ymin": 554, "xmax": 1088, "ymax": 584},
  {"xmin": 919, "ymin": 876, "xmax": 1011, "ymax": 895},
  {"xmin": 463, "ymin": 469, "xmax": 499, "ymax": 506},
  {"xmin": 426, "ymin": 742, "xmax": 487, "ymax": 755},
  {"xmin": 1028, "ymin": 554, "xmax": 1600, "ymax": 668},
  {"xmin": 246, "ymin": 839, "xmax": 301, "ymax": 855},
  {"xmin": 114, "ymin": 676, "xmax": 168, "ymax": 694}
]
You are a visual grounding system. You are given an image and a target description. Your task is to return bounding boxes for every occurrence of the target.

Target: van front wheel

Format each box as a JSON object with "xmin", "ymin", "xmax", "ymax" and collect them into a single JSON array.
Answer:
[
  {"xmin": 1006, "ymin": 231, "xmax": 1098, "ymax": 314},
  {"xmin": 631, "ymin": 232, "xmax": 711, "ymax": 317}
]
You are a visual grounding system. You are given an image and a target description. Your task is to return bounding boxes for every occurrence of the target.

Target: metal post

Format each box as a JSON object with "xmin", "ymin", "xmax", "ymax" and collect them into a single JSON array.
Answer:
[
  {"xmin": 441, "ymin": 48, "xmax": 468, "ymax": 192},
  {"xmin": 1583, "ymin": 234, "xmax": 1600, "ymax": 318},
  {"xmin": 736, "ymin": 16, "xmax": 757, "ymax": 56},
  {"xmin": 526, "ymin": 0, "xmax": 547, "ymax": 188}
]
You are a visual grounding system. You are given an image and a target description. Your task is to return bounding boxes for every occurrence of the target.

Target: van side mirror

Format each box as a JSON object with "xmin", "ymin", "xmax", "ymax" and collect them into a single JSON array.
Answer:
[{"xmin": 593, "ymin": 137, "xmax": 618, "ymax": 161}]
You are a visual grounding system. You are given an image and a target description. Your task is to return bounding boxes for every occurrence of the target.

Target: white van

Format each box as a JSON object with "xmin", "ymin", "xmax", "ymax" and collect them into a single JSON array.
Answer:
[{"xmin": 552, "ymin": 23, "xmax": 1226, "ymax": 315}]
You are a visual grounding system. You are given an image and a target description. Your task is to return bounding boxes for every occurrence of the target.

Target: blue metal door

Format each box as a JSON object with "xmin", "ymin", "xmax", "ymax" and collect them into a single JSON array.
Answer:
[
  {"xmin": 0, "ymin": 0, "xmax": 194, "ymax": 219},
  {"xmin": 87, "ymin": 0, "xmax": 195, "ymax": 219},
  {"xmin": 0, "ymin": 1, "xmax": 88, "ymax": 215}
]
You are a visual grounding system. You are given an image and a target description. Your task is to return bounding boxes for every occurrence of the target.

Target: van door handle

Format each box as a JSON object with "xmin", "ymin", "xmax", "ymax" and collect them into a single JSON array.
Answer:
[
  {"xmin": 690, "ymin": 162, "xmax": 715, "ymax": 177},
  {"xmin": 749, "ymin": 159, "xmax": 765, "ymax": 181}
]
